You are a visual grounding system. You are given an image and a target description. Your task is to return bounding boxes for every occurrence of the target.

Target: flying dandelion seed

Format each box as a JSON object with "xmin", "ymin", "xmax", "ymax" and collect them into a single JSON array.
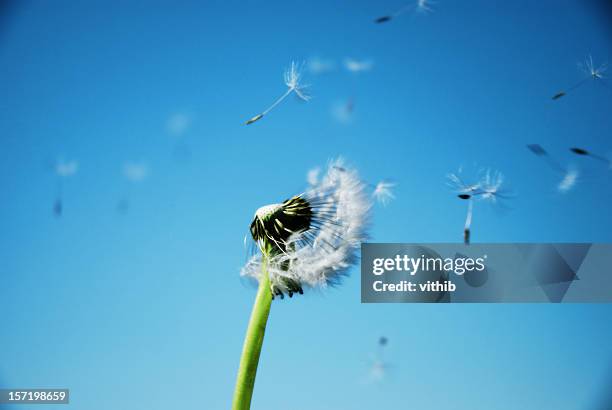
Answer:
[
  {"xmin": 374, "ymin": 0, "xmax": 435, "ymax": 24},
  {"xmin": 527, "ymin": 144, "xmax": 582, "ymax": 192},
  {"xmin": 51, "ymin": 159, "xmax": 78, "ymax": 218},
  {"xmin": 367, "ymin": 336, "xmax": 391, "ymax": 383},
  {"xmin": 372, "ymin": 181, "xmax": 396, "ymax": 206},
  {"xmin": 233, "ymin": 159, "xmax": 371, "ymax": 409},
  {"xmin": 117, "ymin": 162, "xmax": 149, "ymax": 214},
  {"xmin": 552, "ymin": 55, "xmax": 609, "ymax": 100},
  {"xmin": 344, "ymin": 58, "xmax": 373, "ymax": 73},
  {"xmin": 245, "ymin": 61, "xmax": 311, "ymax": 125},
  {"xmin": 448, "ymin": 168, "xmax": 509, "ymax": 244},
  {"xmin": 570, "ymin": 147, "xmax": 612, "ymax": 167}
]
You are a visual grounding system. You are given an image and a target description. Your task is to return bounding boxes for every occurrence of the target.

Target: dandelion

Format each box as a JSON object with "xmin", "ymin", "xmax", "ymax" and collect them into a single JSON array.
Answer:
[
  {"xmin": 372, "ymin": 181, "xmax": 396, "ymax": 206},
  {"xmin": 51, "ymin": 159, "xmax": 78, "ymax": 218},
  {"xmin": 245, "ymin": 61, "xmax": 311, "ymax": 125},
  {"xmin": 448, "ymin": 167, "xmax": 509, "ymax": 244},
  {"xmin": 527, "ymin": 144, "xmax": 581, "ymax": 192},
  {"xmin": 233, "ymin": 159, "xmax": 370, "ymax": 409},
  {"xmin": 374, "ymin": 0, "xmax": 435, "ymax": 24},
  {"xmin": 552, "ymin": 55, "xmax": 609, "ymax": 100}
]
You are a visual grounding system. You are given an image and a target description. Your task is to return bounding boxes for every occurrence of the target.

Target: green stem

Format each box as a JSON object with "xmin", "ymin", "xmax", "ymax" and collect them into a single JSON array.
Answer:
[{"xmin": 232, "ymin": 256, "xmax": 273, "ymax": 410}]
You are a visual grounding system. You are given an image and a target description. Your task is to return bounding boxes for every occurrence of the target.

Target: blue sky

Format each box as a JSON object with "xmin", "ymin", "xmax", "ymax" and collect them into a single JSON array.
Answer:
[{"xmin": 1, "ymin": 1, "xmax": 612, "ymax": 409}]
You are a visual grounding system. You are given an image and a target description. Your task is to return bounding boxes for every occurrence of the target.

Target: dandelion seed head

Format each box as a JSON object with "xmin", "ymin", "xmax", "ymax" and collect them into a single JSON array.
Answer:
[
  {"xmin": 558, "ymin": 168, "xmax": 579, "ymax": 193},
  {"xmin": 55, "ymin": 159, "xmax": 78, "ymax": 177},
  {"xmin": 242, "ymin": 158, "xmax": 371, "ymax": 297},
  {"xmin": 254, "ymin": 203, "xmax": 283, "ymax": 220},
  {"xmin": 373, "ymin": 181, "xmax": 396, "ymax": 206}
]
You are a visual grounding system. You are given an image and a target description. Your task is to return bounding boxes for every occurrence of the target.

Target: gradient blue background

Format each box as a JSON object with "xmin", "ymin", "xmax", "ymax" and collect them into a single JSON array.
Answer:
[{"xmin": 1, "ymin": 1, "xmax": 612, "ymax": 409}]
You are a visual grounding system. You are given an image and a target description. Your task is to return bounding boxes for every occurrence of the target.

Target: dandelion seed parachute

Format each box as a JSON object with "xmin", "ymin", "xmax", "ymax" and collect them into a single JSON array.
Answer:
[
  {"xmin": 369, "ymin": 336, "xmax": 390, "ymax": 382},
  {"xmin": 242, "ymin": 159, "xmax": 371, "ymax": 298},
  {"xmin": 552, "ymin": 55, "xmax": 609, "ymax": 100},
  {"xmin": 448, "ymin": 167, "xmax": 508, "ymax": 245},
  {"xmin": 51, "ymin": 158, "xmax": 78, "ymax": 218},
  {"xmin": 245, "ymin": 61, "xmax": 310, "ymax": 125},
  {"xmin": 372, "ymin": 181, "xmax": 396, "ymax": 206}
]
